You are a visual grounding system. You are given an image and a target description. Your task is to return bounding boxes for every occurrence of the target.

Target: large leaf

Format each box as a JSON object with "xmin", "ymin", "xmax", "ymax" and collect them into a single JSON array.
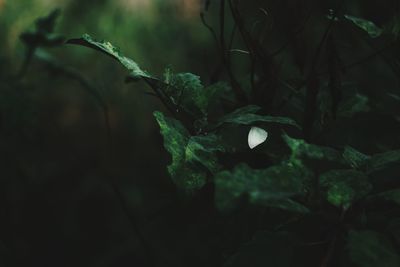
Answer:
[
  {"xmin": 283, "ymin": 134, "xmax": 343, "ymax": 163},
  {"xmin": 154, "ymin": 111, "xmax": 224, "ymax": 192},
  {"xmin": 163, "ymin": 71, "xmax": 207, "ymax": 117},
  {"xmin": 224, "ymin": 231, "xmax": 296, "ymax": 267},
  {"xmin": 67, "ymin": 35, "xmax": 197, "ymax": 121},
  {"xmin": 342, "ymin": 146, "xmax": 400, "ymax": 172},
  {"xmin": 203, "ymin": 82, "xmax": 235, "ymax": 112},
  {"xmin": 370, "ymin": 189, "xmax": 400, "ymax": 206},
  {"xmin": 337, "ymin": 93, "xmax": 370, "ymax": 118},
  {"xmin": 185, "ymin": 134, "xmax": 225, "ymax": 173},
  {"xmin": 344, "ymin": 15, "xmax": 383, "ymax": 38},
  {"xmin": 347, "ymin": 230, "xmax": 399, "ymax": 267},
  {"xmin": 216, "ymin": 105, "xmax": 301, "ymax": 129},
  {"xmin": 368, "ymin": 149, "xmax": 400, "ymax": 172},
  {"xmin": 215, "ymin": 163, "xmax": 309, "ymax": 213},
  {"xmin": 67, "ymin": 34, "xmax": 149, "ymax": 79},
  {"xmin": 320, "ymin": 169, "xmax": 372, "ymax": 209}
]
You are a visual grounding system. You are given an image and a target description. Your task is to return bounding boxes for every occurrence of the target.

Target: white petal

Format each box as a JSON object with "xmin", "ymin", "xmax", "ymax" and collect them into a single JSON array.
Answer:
[{"xmin": 248, "ymin": 126, "xmax": 268, "ymax": 149}]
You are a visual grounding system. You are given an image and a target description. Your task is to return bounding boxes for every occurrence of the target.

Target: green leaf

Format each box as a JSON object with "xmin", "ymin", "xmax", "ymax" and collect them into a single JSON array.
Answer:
[
  {"xmin": 283, "ymin": 134, "xmax": 342, "ymax": 163},
  {"xmin": 342, "ymin": 147, "xmax": 400, "ymax": 173},
  {"xmin": 371, "ymin": 189, "xmax": 400, "ymax": 206},
  {"xmin": 154, "ymin": 111, "xmax": 224, "ymax": 192},
  {"xmin": 185, "ymin": 134, "xmax": 225, "ymax": 173},
  {"xmin": 67, "ymin": 34, "xmax": 150, "ymax": 80},
  {"xmin": 347, "ymin": 230, "xmax": 399, "ymax": 267},
  {"xmin": 217, "ymin": 105, "xmax": 301, "ymax": 129},
  {"xmin": 224, "ymin": 231, "xmax": 296, "ymax": 267},
  {"xmin": 204, "ymin": 82, "xmax": 235, "ymax": 111},
  {"xmin": 368, "ymin": 149, "xmax": 400, "ymax": 172},
  {"xmin": 343, "ymin": 146, "xmax": 370, "ymax": 169},
  {"xmin": 344, "ymin": 15, "xmax": 383, "ymax": 38},
  {"xmin": 164, "ymin": 72, "xmax": 207, "ymax": 117},
  {"xmin": 215, "ymin": 163, "xmax": 309, "ymax": 213},
  {"xmin": 320, "ymin": 169, "xmax": 372, "ymax": 209},
  {"xmin": 389, "ymin": 15, "xmax": 400, "ymax": 38},
  {"xmin": 337, "ymin": 93, "xmax": 370, "ymax": 118}
]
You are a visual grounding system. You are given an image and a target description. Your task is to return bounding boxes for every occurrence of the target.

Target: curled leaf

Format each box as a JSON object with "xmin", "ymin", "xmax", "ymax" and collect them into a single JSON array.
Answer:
[
  {"xmin": 344, "ymin": 15, "xmax": 383, "ymax": 38},
  {"xmin": 67, "ymin": 34, "xmax": 150, "ymax": 79}
]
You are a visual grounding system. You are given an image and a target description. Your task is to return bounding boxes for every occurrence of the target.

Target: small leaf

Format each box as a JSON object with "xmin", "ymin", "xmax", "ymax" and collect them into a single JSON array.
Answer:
[
  {"xmin": 320, "ymin": 169, "xmax": 372, "ymax": 209},
  {"xmin": 368, "ymin": 149, "xmax": 400, "ymax": 172},
  {"xmin": 337, "ymin": 93, "xmax": 370, "ymax": 118},
  {"xmin": 343, "ymin": 146, "xmax": 370, "ymax": 169},
  {"xmin": 347, "ymin": 230, "xmax": 399, "ymax": 267},
  {"xmin": 215, "ymin": 163, "xmax": 309, "ymax": 213},
  {"xmin": 153, "ymin": 111, "xmax": 190, "ymax": 180},
  {"xmin": 344, "ymin": 14, "xmax": 383, "ymax": 38},
  {"xmin": 67, "ymin": 34, "xmax": 150, "ymax": 80},
  {"xmin": 217, "ymin": 105, "xmax": 301, "ymax": 129}
]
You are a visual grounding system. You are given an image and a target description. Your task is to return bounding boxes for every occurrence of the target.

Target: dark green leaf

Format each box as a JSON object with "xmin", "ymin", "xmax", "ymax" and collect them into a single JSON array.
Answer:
[
  {"xmin": 368, "ymin": 149, "xmax": 400, "ymax": 172},
  {"xmin": 164, "ymin": 72, "xmax": 207, "ymax": 117},
  {"xmin": 320, "ymin": 169, "xmax": 372, "ymax": 209},
  {"xmin": 67, "ymin": 34, "xmax": 150, "ymax": 80},
  {"xmin": 344, "ymin": 15, "xmax": 383, "ymax": 38},
  {"xmin": 215, "ymin": 163, "xmax": 309, "ymax": 213},
  {"xmin": 185, "ymin": 134, "xmax": 225, "ymax": 173},
  {"xmin": 347, "ymin": 230, "xmax": 399, "ymax": 267},
  {"xmin": 217, "ymin": 105, "xmax": 301, "ymax": 129},
  {"xmin": 154, "ymin": 111, "xmax": 224, "ymax": 192},
  {"xmin": 283, "ymin": 134, "xmax": 343, "ymax": 163},
  {"xmin": 371, "ymin": 189, "xmax": 400, "ymax": 205},
  {"xmin": 343, "ymin": 146, "xmax": 370, "ymax": 169},
  {"xmin": 204, "ymin": 82, "xmax": 235, "ymax": 111},
  {"xmin": 337, "ymin": 93, "xmax": 370, "ymax": 118}
]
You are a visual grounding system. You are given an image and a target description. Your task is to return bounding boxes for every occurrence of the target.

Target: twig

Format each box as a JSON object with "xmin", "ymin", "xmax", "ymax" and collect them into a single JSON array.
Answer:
[{"xmin": 218, "ymin": 0, "xmax": 247, "ymax": 103}]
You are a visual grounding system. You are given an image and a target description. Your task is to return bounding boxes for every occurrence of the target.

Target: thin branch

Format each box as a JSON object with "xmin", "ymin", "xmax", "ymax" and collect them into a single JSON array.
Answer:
[
  {"xmin": 200, "ymin": 12, "xmax": 219, "ymax": 48},
  {"xmin": 219, "ymin": 0, "xmax": 247, "ymax": 103}
]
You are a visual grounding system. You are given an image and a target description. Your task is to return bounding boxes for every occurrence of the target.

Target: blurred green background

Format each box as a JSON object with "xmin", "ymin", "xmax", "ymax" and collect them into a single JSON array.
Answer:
[{"xmin": 0, "ymin": 1, "xmax": 221, "ymax": 266}]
